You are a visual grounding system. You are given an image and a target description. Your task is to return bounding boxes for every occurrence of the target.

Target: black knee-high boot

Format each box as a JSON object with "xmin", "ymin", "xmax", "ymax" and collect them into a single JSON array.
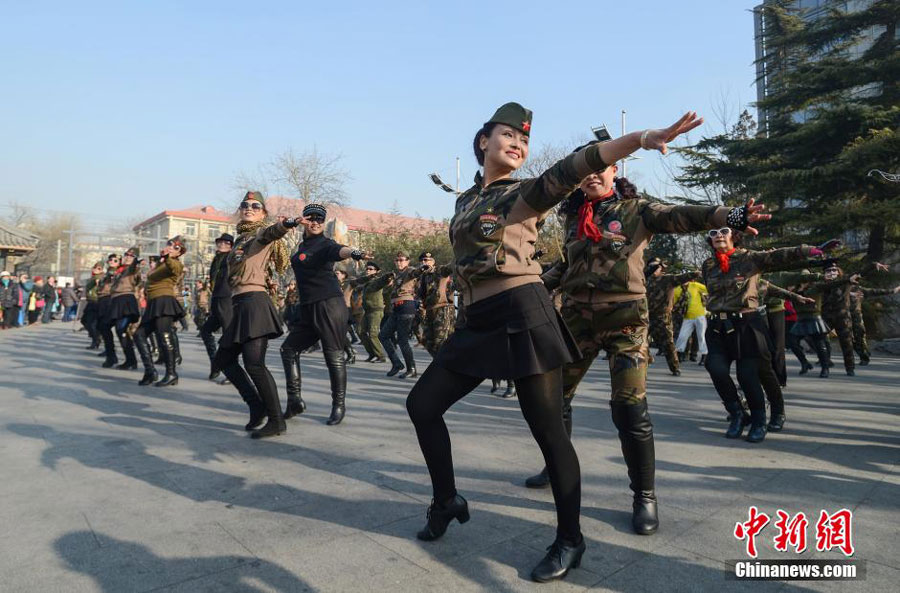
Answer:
[
  {"xmin": 116, "ymin": 327, "xmax": 137, "ymax": 370},
  {"xmin": 101, "ymin": 325, "xmax": 118, "ymax": 367},
  {"xmin": 171, "ymin": 329, "xmax": 182, "ymax": 366},
  {"xmin": 323, "ymin": 349, "xmax": 346, "ymax": 425},
  {"xmin": 526, "ymin": 398, "xmax": 573, "ymax": 488},
  {"xmin": 219, "ymin": 358, "xmax": 266, "ymax": 430},
  {"xmin": 280, "ymin": 344, "xmax": 306, "ymax": 419},
  {"xmin": 812, "ymin": 335, "xmax": 831, "ymax": 378},
  {"xmin": 154, "ymin": 331, "xmax": 179, "ymax": 387},
  {"xmin": 134, "ymin": 329, "xmax": 157, "ymax": 386},
  {"xmin": 610, "ymin": 399, "xmax": 658, "ymax": 535},
  {"xmin": 344, "ymin": 342, "xmax": 356, "ymax": 364},
  {"xmin": 200, "ymin": 330, "xmax": 219, "ymax": 380}
]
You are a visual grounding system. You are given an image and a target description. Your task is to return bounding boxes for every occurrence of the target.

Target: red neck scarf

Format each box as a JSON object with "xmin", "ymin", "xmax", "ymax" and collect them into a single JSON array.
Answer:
[
  {"xmin": 715, "ymin": 248, "xmax": 736, "ymax": 274},
  {"xmin": 576, "ymin": 188, "xmax": 615, "ymax": 242}
]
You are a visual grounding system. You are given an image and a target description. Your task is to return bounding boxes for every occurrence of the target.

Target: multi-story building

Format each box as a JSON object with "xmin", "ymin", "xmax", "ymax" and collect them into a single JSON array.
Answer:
[
  {"xmin": 132, "ymin": 199, "xmax": 446, "ymax": 283},
  {"xmin": 753, "ymin": 0, "xmax": 883, "ymax": 135}
]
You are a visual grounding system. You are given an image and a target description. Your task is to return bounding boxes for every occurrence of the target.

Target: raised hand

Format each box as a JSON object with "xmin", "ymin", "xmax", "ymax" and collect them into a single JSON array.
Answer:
[
  {"xmin": 743, "ymin": 198, "xmax": 771, "ymax": 236},
  {"xmin": 818, "ymin": 239, "xmax": 842, "ymax": 252},
  {"xmin": 642, "ymin": 112, "xmax": 704, "ymax": 155}
]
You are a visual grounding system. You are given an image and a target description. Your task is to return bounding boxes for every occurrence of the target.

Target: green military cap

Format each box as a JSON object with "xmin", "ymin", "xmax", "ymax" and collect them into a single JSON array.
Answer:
[
  {"xmin": 486, "ymin": 102, "xmax": 532, "ymax": 136},
  {"xmin": 243, "ymin": 190, "xmax": 266, "ymax": 206},
  {"xmin": 124, "ymin": 246, "xmax": 140, "ymax": 257},
  {"xmin": 396, "ymin": 250, "xmax": 409, "ymax": 259}
]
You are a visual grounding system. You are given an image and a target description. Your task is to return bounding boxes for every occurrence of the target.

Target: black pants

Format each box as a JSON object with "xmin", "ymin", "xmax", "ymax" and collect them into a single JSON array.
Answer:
[
  {"xmin": 81, "ymin": 302, "xmax": 99, "ymax": 343},
  {"xmin": 2, "ymin": 305, "xmax": 20, "ymax": 328},
  {"xmin": 282, "ymin": 297, "xmax": 349, "ymax": 354},
  {"xmin": 758, "ymin": 313, "xmax": 785, "ymax": 416},
  {"xmin": 406, "ymin": 364, "xmax": 581, "ymax": 543},
  {"xmin": 704, "ymin": 314, "xmax": 770, "ymax": 421},
  {"xmin": 766, "ymin": 310, "xmax": 787, "ymax": 386},
  {"xmin": 199, "ymin": 297, "xmax": 233, "ymax": 363},
  {"xmin": 214, "ymin": 337, "xmax": 276, "ymax": 416},
  {"xmin": 380, "ymin": 311, "xmax": 416, "ymax": 369}
]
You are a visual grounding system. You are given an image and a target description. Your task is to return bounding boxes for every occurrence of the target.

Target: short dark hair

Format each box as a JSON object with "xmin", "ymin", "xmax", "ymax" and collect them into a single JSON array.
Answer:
[{"xmin": 473, "ymin": 122, "xmax": 498, "ymax": 167}]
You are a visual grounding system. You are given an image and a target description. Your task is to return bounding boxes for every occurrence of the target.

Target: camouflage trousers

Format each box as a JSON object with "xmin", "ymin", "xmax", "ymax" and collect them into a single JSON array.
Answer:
[
  {"xmin": 823, "ymin": 311, "xmax": 855, "ymax": 372},
  {"xmin": 649, "ymin": 311, "xmax": 679, "ymax": 373},
  {"xmin": 361, "ymin": 309, "xmax": 385, "ymax": 360},
  {"xmin": 561, "ymin": 297, "xmax": 651, "ymax": 406},
  {"xmin": 423, "ymin": 306, "xmax": 455, "ymax": 357},
  {"xmin": 850, "ymin": 307, "xmax": 870, "ymax": 361}
]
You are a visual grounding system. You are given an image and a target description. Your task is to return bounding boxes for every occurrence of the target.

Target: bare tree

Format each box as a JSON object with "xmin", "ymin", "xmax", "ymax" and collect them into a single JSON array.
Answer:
[{"xmin": 270, "ymin": 147, "xmax": 350, "ymax": 207}]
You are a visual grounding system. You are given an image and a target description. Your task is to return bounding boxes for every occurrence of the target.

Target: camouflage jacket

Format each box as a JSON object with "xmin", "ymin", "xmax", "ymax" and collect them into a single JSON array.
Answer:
[
  {"xmin": 450, "ymin": 143, "xmax": 608, "ymax": 306},
  {"xmin": 390, "ymin": 266, "xmax": 424, "ymax": 302},
  {"xmin": 850, "ymin": 286, "xmax": 895, "ymax": 314},
  {"xmin": 647, "ymin": 271, "xmax": 702, "ymax": 317},
  {"xmin": 543, "ymin": 196, "xmax": 729, "ymax": 304},
  {"xmin": 821, "ymin": 277, "xmax": 858, "ymax": 317},
  {"xmin": 417, "ymin": 265, "xmax": 455, "ymax": 311},
  {"xmin": 701, "ymin": 246, "xmax": 816, "ymax": 313}
]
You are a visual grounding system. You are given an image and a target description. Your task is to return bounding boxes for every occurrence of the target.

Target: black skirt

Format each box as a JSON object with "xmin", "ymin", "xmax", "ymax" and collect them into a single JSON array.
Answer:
[
  {"xmin": 141, "ymin": 295, "xmax": 185, "ymax": 327},
  {"xmin": 790, "ymin": 317, "xmax": 830, "ymax": 337},
  {"xmin": 434, "ymin": 282, "xmax": 580, "ymax": 380},
  {"xmin": 108, "ymin": 294, "xmax": 140, "ymax": 323},
  {"xmin": 221, "ymin": 291, "xmax": 284, "ymax": 346}
]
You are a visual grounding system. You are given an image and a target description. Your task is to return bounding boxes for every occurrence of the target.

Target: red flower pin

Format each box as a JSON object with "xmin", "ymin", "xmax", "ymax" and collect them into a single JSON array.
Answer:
[{"xmin": 522, "ymin": 121, "xmax": 531, "ymax": 132}]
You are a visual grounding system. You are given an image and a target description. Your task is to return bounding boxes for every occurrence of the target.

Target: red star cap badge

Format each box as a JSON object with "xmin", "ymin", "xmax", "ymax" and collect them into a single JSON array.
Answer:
[{"xmin": 522, "ymin": 121, "xmax": 531, "ymax": 132}]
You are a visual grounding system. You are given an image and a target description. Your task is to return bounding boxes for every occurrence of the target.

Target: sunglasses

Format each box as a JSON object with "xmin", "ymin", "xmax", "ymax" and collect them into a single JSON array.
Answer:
[
  {"xmin": 239, "ymin": 201, "xmax": 264, "ymax": 211},
  {"xmin": 306, "ymin": 215, "xmax": 326, "ymax": 223},
  {"xmin": 707, "ymin": 228, "xmax": 732, "ymax": 238}
]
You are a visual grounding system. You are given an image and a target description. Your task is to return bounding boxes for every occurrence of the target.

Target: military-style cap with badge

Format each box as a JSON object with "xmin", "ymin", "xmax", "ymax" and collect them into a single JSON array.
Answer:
[
  {"xmin": 214, "ymin": 232, "xmax": 234, "ymax": 245},
  {"xmin": 419, "ymin": 251, "xmax": 434, "ymax": 262},
  {"xmin": 243, "ymin": 190, "xmax": 265, "ymax": 205},
  {"xmin": 124, "ymin": 246, "xmax": 140, "ymax": 258},
  {"xmin": 486, "ymin": 102, "xmax": 533, "ymax": 136},
  {"xmin": 395, "ymin": 251, "xmax": 409, "ymax": 260}
]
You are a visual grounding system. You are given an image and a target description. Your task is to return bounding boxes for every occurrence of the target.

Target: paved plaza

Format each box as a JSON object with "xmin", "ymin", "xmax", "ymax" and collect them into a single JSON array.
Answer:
[{"xmin": 0, "ymin": 323, "xmax": 897, "ymax": 592}]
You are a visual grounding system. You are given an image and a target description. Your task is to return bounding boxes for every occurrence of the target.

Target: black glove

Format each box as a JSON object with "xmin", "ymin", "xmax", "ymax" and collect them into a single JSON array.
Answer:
[
  {"xmin": 726, "ymin": 203, "xmax": 750, "ymax": 231},
  {"xmin": 349, "ymin": 249, "xmax": 365, "ymax": 261},
  {"xmin": 282, "ymin": 217, "xmax": 300, "ymax": 229}
]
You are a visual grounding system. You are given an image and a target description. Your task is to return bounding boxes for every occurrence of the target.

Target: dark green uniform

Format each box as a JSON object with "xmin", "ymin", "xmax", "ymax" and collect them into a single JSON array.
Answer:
[
  {"xmin": 647, "ymin": 271, "xmax": 700, "ymax": 374},
  {"xmin": 849, "ymin": 288, "xmax": 895, "ymax": 363},
  {"xmin": 349, "ymin": 274, "xmax": 387, "ymax": 360},
  {"xmin": 821, "ymin": 277, "xmax": 860, "ymax": 373},
  {"xmin": 417, "ymin": 265, "xmax": 456, "ymax": 357}
]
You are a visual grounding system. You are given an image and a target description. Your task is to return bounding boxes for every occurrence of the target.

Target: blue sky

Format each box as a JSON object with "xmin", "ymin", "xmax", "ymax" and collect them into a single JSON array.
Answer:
[{"xmin": 0, "ymin": 0, "xmax": 760, "ymax": 226}]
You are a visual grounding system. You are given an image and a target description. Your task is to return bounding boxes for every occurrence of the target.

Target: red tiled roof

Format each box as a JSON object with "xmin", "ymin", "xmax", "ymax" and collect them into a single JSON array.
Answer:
[
  {"xmin": 132, "ymin": 205, "xmax": 233, "ymax": 230},
  {"xmin": 264, "ymin": 197, "xmax": 447, "ymax": 234},
  {"xmin": 132, "ymin": 199, "xmax": 447, "ymax": 236}
]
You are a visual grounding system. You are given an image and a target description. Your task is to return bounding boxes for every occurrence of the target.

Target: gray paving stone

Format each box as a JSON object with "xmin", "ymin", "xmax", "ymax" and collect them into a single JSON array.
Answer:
[{"xmin": 0, "ymin": 324, "xmax": 896, "ymax": 592}]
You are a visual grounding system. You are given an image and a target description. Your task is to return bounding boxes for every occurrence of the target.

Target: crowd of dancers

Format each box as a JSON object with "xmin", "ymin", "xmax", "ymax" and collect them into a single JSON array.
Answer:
[{"xmin": 67, "ymin": 103, "xmax": 897, "ymax": 583}]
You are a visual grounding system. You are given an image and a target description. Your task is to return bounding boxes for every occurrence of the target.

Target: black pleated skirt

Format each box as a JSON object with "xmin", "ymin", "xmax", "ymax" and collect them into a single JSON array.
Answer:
[
  {"xmin": 141, "ymin": 295, "xmax": 185, "ymax": 327},
  {"xmin": 790, "ymin": 316, "xmax": 830, "ymax": 337},
  {"xmin": 108, "ymin": 294, "xmax": 140, "ymax": 323},
  {"xmin": 221, "ymin": 291, "xmax": 284, "ymax": 345},
  {"xmin": 434, "ymin": 282, "xmax": 580, "ymax": 380}
]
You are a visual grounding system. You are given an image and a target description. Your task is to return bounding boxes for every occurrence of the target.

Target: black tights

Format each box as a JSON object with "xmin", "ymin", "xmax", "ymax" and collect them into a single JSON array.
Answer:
[
  {"xmin": 214, "ymin": 337, "xmax": 277, "ymax": 416},
  {"xmin": 406, "ymin": 364, "xmax": 581, "ymax": 543}
]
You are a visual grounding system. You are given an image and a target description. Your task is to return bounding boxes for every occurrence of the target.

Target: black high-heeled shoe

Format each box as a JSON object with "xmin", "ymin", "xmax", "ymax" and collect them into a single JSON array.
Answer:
[
  {"xmin": 530, "ymin": 537, "xmax": 586, "ymax": 583},
  {"xmin": 416, "ymin": 495, "xmax": 469, "ymax": 541}
]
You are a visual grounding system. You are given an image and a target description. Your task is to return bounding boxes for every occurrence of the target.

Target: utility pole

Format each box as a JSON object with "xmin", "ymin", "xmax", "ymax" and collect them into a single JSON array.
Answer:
[{"xmin": 55, "ymin": 239, "xmax": 61, "ymax": 274}]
